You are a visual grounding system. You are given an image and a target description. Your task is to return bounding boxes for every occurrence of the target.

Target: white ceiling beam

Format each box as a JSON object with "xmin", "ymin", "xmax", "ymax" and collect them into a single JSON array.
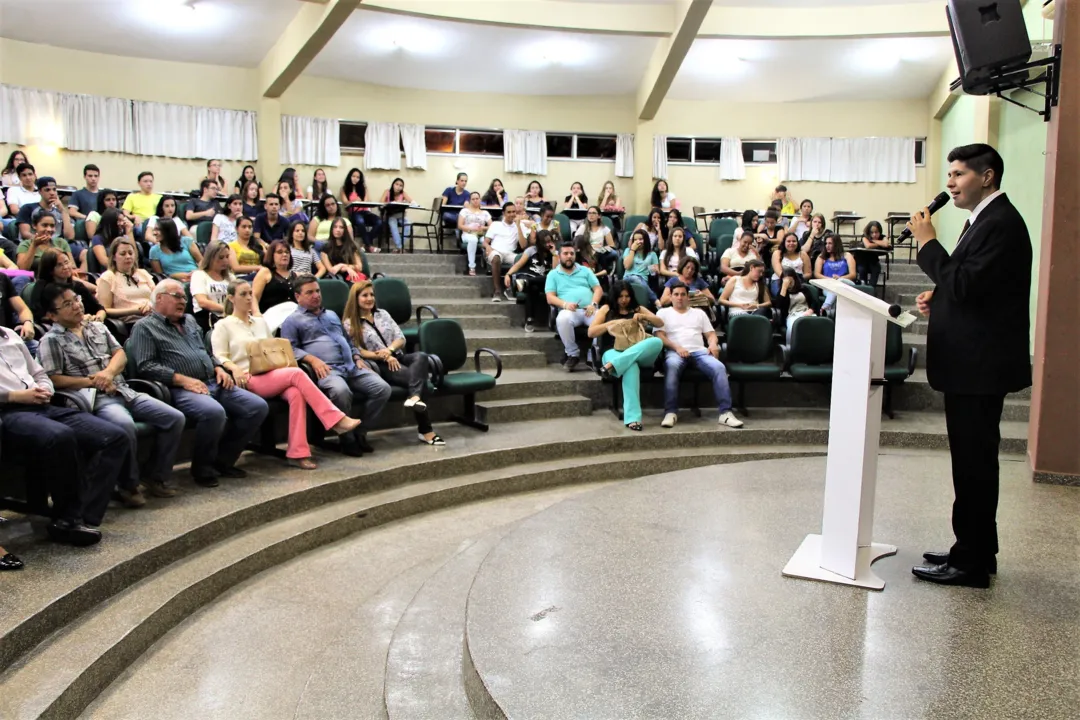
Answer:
[
  {"xmin": 259, "ymin": 0, "xmax": 362, "ymax": 98},
  {"xmin": 636, "ymin": 0, "xmax": 712, "ymax": 121}
]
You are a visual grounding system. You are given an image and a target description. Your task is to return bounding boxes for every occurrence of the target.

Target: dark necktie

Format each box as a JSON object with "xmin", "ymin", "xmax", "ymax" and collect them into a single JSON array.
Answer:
[{"xmin": 955, "ymin": 219, "xmax": 972, "ymax": 249}]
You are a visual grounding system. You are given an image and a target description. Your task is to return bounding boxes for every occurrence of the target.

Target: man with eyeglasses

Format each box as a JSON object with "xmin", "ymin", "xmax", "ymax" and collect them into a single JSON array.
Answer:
[
  {"xmin": 0, "ymin": 323, "xmax": 129, "ymax": 547},
  {"xmin": 126, "ymin": 279, "xmax": 268, "ymax": 486},
  {"xmin": 39, "ymin": 284, "xmax": 186, "ymax": 501}
]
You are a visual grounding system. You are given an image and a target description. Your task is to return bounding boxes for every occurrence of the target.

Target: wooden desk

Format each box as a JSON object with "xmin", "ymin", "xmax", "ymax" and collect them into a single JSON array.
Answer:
[{"xmin": 831, "ymin": 214, "xmax": 865, "ymax": 240}]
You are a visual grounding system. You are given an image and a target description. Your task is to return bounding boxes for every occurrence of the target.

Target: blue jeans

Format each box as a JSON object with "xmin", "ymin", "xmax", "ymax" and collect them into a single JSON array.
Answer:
[
  {"xmin": 663, "ymin": 349, "xmax": 733, "ymax": 414},
  {"xmin": 169, "ymin": 382, "xmax": 269, "ymax": 471},
  {"xmin": 351, "ymin": 211, "xmax": 383, "ymax": 249},
  {"xmin": 821, "ymin": 278, "xmax": 856, "ymax": 309},
  {"xmin": 387, "ymin": 215, "xmax": 410, "ymax": 249},
  {"xmin": 623, "ymin": 274, "xmax": 658, "ymax": 305},
  {"xmin": 317, "ymin": 368, "xmax": 392, "ymax": 436},
  {"xmin": 96, "ymin": 393, "xmax": 187, "ymax": 488}
]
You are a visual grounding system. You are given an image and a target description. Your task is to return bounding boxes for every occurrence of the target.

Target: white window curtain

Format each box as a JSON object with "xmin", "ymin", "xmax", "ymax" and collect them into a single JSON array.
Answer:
[
  {"xmin": 194, "ymin": 107, "xmax": 258, "ymax": 161},
  {"xmin": 61, "ymin": 93, "xmax": 134, "ymax": 153},
  {"xmin": 281, "ymin": 115, "xmax": 340, "ymax": 167},
  {"xmin": 780, "ymin": 137, "xmax": 915, "ymax": 183},
  {"xmin": 778, "ymin": 137, "xmax": 832, "ymax": 182},
  {"xmin": 653, "ymin": 135, "xmax": 668, "ymax": 180},
  {"xmin": 504, "ymin": 129, "xmax": 547, "ymax": 175},
  {"xmin": 615, "ymin": 133, "xmax": 634, "ymax": 178},
  {"xmin": 365, "ymin": 122, "xmax": 401, "ymax": 171},
  {"xmin": 400, "ymin": 123, "xmax": 427, "ymax": 171},
  {"xmin": 132, "ymin": 101, "xmax": 197, "ymax": 159},
  {"xmin": 718, "ymin": 137, "xmax": 745, "ymax": 181},
  {"xmin": 0, "ymin": 84, "xmax": 63, "ymax": 146}
]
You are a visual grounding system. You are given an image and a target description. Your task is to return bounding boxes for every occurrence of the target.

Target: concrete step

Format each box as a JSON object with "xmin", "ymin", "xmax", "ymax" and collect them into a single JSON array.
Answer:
[
  {"xmin": 408, "ymin": 284, "xmax": 484, "ymax": 300},
  {"xmin": 885, "ymin": 281, "xmax": 934, "ymax": 297},
  {"xmin": 465, "ymin": 329, "xmax": 556, "ymax": 353},
  {"xmin": 478, "ymin": 349, "xmax": 547, "ymax": 371},
  {"xmin": 404, "ymin": 314, "xmax": 512, "ymax": 331},
  {"xmin": 904, "ymin": 333, "xmax": 927, "ymax": 368},
  {"xmin": 413, "ymin": 298, "xmax": 519, "ymax": 317},
  {"xmin": 389, "ymin": 273, "xmax": 489, "ymax": 288},
  {"xmin": 476, "ymin": 394, "xmax": 594, "ymax": 424},
  {"xmin": 1003, "ymin": 398, "xmax": 1030, "ymax": 422}
]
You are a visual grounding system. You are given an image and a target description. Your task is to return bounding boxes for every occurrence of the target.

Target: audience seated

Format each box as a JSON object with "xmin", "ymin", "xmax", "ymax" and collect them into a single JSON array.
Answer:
[
  {"xmin": 280, "ymin": 274, "xmax": 390, "ymax": 456},
  {"xmin": 276, "ymin": 180, "xmax": 306, "ymax": 220},
  {"xmin": 587, "ymin": 280, "xmax": 664, "ymax": 432},
  {"xmin": 5, "ymin": 163, "xmax": 40, "ymax": 217},
  {"xmin": 814, "ymin": 236, "xmax": 857, "ymax": 312},
  {"xmin": 531, "ymin": 203, "xmax": 561, "ymax": 244},
  {"xmin": 770, "ymin": 232, "xmax": 811, "ymax": 295},
  {"xmin": 457, "ymin": 192, "xmax": 491, "ymax": 277},
  {"xmin": 575, "ymin": 206, "xmax": 618, "ymax": 278},
  {"xmin": 211, "ymin": 280, "xmax": 360, "ymax": 470},
  {"xmin": 573, "ymin": 236, "xmax": 607, "ymax": 282},
  {"xmin": 523, "ymin": 181, "xmax": 546, "ymax": 213},
  {"xmin": 342, "ymin": 168, "xmax": 382, "ymax": 253},
  {"xmin": 288, "ymin": 219, "xmax": 324, "ymax": 277},
  {"xmin": 651, "ymin": 180, "xmax": 679, "ymax": 210},
  {"xmin": 733, "ymin": 209, "xmax": 759, "ymax": 247},
  {"xmin": 441, "ymin": 172, "xmax": 470, "ymax": 228},
  {"xmin": 203, "ymin": 159, "xmax": 227, "ymax": 193},
  {"xmin": 149, "ymin": 218, "xmax": 202, "ymax": 282},
  {"xmin": 0, "ymin": 325, "xmax": 129, "ymax": 545},
  {"xmin": 320, "ymin": 218, "xmax": 368, "ymax": 282},
  {"xmin": 240, "ymin": 180, "xmax": 262, "ymax": 220},
  {"xmin": 121, "ymin": 172, "xmax": 161, "ymax": 236},
  {"xmin": 859, "ymin": 220, "xmax": 891, "ymax": 286},
  {"xmin": 127, "ymin": 279, "xmax": 269, "ymax": 486},
  {"xmin": 772, "ymin": 184, "xmax": 796, "ymax": 215},
  {"xmin": 632, "ymin": 208, "xmax": 664, "ymax": 253},
  {"xmin": 39, "ymin": 283, "xmax": 186, "ymax": 501},
  {"xmin": 481, "ymin": 178, "xmax": 508, "ymax": 207},
  {"xmin": 229, "ymin": 216, "xmax": 267, "ymax": 275},
  {"xmin": 563, "ymin": 181, "xmax": 588, "ymax": 234},
  {"xmin": 656, "ymin": 282, "xmax": 744, "ymax": 429},
  {"xmin": 97, "ymin": 237, "xmax": 155, "ymax": 325},
  {"xmin": 773, "ymin": 268, "xmax": 818, "ymax": 343},
  {"xmin": 659, "ymin": 256, "xmax": 712, "ymax": 308},
  {"xmin": 85, "ymin": 189, "xmax": 120, "ymax": 240},
  {"xmin": 505, "ymin": 228, "xmax": 557, "ymax": 332},
  {"xmin": 309, "ymin": 193, "xmax": 353, "ymax": 248},
  {"xmin": 253, "ymin": 193, "xmax": 287, "ymax": 243},
  {"xmin": 210, "ymin": 194, "xmax": 244, "ymax": 246},
  {"xmin": 342, "ymin": 281, "xmax": 443, "ymax": 446},
  {"xmin": 306, "ymin": 168, "xmax": 329, "ymax": 202},
  {"xmin": 1, "ymin": 150, "xmax": 29, "ymax": 187},
  {"xmin": 66, "ymin": 164, "xmax": 101, "ymax": 222},
  {"xmin": 789, "ymin": 199, "xmax": 814, "ymax": 237},
  {"xmin": 721, "ymin": 232, "xmax": 760, "ymax": 279},
  {"xmin": 720, "ymin": 259, "xmax": 771, "ymax": 319},
  {"xmin": 279, "ymin": 168, "xmax": 304, "ymax": 206},
  {"xmin": 190, "ymin": 240, "xmax": 236, "ymax": 332},
  {"xmin": 658, "ymin": 227, "xmax": 697, "ymax": 281},
  {"xmin": 757, "ymin": 209, "xmax": 782, "ymax": 250},
  {"xmin": 380, "ymin": 177, "xmax": 412, "ymax": 253},
  {"xmin": 146, "ymin": 195, "xmax": 192, "ymax": 243},
  {"xmin": 664, "ymin": 209, "xmax": 699, "ymax": 253},
  {"xmin": 31, "ymin": 248, "xmax": 103, "ymax": 324},
  {"xmin": 800, "ymin": 212, "xmax": 833, "ymax": 265},
  {"xmin": 252, "ymin": 240, "xmax": 297, "ymax": 315},
  {"xmin": 621, "ymin": 229, "xmax": 659, "ymax": 305},
  {"xmin": 484, "ymin": 202, "xmax": 525, "ymax": 302},
  {"xmin": 17, "ymin": 177, "xmax": 74, "ymax": 243},
  {"xmin": 545, "ymin": 241, "xmax": 603, "ymax": 372},
  {"xmin": 513, "ymin": 196, "xmax": 536, "ymax": 233},
  {"xmin": 187, "ymin": 179, "xmax": 222, "ymax": 227},
  {"xmin": 0, "ymin": 271, "xmax": 37, "ymax": 354},
  {"xmin": 235, "ymin": 164, "xmax": 263, "ymax": 198},
  {"xmin": 88, "ymin": 208, "xmax": 135, "ymax": 272},
  {"xmin": 597, "ymin": 181, "xmax": 623, "ymax": 213}
]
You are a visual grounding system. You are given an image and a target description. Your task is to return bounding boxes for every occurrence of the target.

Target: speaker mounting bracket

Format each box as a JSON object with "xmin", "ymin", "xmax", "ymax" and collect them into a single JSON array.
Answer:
[{"xmin": 949, "ymin": 44, "xmax": 1062, "ymax": 122}]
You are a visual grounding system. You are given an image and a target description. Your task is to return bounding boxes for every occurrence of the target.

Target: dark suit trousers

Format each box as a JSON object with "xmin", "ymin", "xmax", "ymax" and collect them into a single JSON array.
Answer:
[{"xmin": 943, "ymin": 393, "xmax": 1006, "ymax": 571}]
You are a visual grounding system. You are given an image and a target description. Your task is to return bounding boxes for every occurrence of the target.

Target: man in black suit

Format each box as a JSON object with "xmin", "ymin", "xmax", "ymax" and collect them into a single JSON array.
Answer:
[{"xmin": 907, "ymin": 143, "xmax": 1032, "ymax": 589}]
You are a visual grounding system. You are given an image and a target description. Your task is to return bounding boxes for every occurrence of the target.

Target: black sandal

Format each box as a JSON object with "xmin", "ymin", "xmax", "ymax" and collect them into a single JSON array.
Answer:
[
  {"xmin": 419, "ymin": 433, "xmax": 446, "ymax": 446},
  {"xmin": 0, "ymin": 552, "xmax": 25, "ymax": 571},
  {"xmin": 626, "ymin": 422, "xmax": 643, "ymax": 432},
  {"xmin": 600, "ymin": 364, "xmax": 617, "ymax": 381}
]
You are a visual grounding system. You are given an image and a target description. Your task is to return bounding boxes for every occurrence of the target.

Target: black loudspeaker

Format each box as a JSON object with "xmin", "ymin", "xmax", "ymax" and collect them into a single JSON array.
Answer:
[{"xmin": 947, "ymin": 0, "xmax": 1032, "ymax": 94}]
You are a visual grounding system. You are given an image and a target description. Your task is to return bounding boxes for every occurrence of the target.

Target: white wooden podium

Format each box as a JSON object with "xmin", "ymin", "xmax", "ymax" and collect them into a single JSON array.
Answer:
[{"xmin": 782, "ymin": 280, "xmax": 916, "ymax": 590}]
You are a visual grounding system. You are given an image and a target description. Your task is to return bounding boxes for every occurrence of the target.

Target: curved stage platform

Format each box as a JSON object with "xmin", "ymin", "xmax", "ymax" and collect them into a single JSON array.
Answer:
[{"xmin": 78, "ymin": 452, "xmax": 1078, "ymax": 720}]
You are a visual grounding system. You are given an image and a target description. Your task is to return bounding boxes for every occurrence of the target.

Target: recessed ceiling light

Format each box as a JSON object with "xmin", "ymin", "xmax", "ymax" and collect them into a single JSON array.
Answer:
[{"xmin": 517, "ymin": 38, "xmax": 597, "ymax": 69}]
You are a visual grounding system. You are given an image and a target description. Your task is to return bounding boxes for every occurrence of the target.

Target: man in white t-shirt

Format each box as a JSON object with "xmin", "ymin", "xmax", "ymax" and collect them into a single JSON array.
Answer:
[
  {"xmin": 5, "ymin": 163, "xmax": 41, "ymax": 216},
  {"xmin": 484, "ymin": 202, "xmax": 525, "ymax": 302},
  {"xmin": 655, "ymin": 282, "xmax": 743, "ymax": 429}
]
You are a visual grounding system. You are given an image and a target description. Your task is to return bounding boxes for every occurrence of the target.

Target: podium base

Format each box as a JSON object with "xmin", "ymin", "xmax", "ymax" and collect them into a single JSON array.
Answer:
[{"xmin": 782, "ymin": 534, "xmax": 898, "ymax": 590}]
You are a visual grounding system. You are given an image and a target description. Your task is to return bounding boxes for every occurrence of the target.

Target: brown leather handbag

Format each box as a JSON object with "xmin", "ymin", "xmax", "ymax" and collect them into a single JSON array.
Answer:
[
  {"xmin": 608, "ymin": 318, "xmax": 648, "ymax": 352},
  {"xmin": 246, "ymin": 338, "xmax": 297, "ymax": 375}
]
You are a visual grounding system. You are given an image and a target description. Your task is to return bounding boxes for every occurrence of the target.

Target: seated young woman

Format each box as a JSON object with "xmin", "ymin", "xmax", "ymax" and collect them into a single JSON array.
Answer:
[
  {"xmin": 659, "ymin": 256, "xmax": 713, "ymax": 308},
  {"xmin": 84, "ymin": 189, "xmax": 120, "ymax": 240},
  {"xmin": 252, "ymin": 240, "xmax": 297, "ymax": 314},
  {"xmin": 574, "ymin": 206, "xmax": 618, "ymax": 276},
  {"xmin": 756, "ymin": 208, "xmax": 783, "ymax": 251},
  {"xmin": 481, "ymin": 178, "xmax": 508, "ymax": 208},
  {"xmin": 573, "ymin": 235, "xmax": 606, "ymax": 280},
  {"xmin": 800, "ymin": 212, "xmax": 833, "ymax": 265},
  {"xmin": 531, "ymin": 203, "xmax": 561, "ymax": 243},
  {"xmin": 341, "ymin": 168, "xmax": 382, "ymax": 253},
  {"xmin": 379, "ymin": 177, "xmax": 412, "ymax": 254},
  {"xmin": 770, "ymin": 232, "xmax": 811, "ymax": 295},
  {"xmin": 89, "ymin": 208, "xmax": 136, "ymax": 273},
  {"xmin": 288, "ymin": 218, "xmax": 325, "ymax": 277},
  {"xmin": 658, "ymin": 227, "xmax": 697, "ymax": 281},
  {"xmin": 719, "ymin": 258, "xmax": 771, "ymax": 318},
  {"xmin": 587, "ymin": 279, "xmax": 664, "ymax": 432},
  {"xmin": 212, "ymin": 280, "xmax": 361, "ymax": 471},
  {"xmin": 229, "ymin": 216, "xmax": 268, "ymax": 276},
  {"xmin": 632, "ymin": 207, "xmax": 665, "ymax": 253},
  {"xmin": 320, "ymin": 217, "xmax": 368, "ymax": 283},
  {"xmin": 308, "ymin": 193, "xmax": 353, "ymax": 249},
  {"xmin": 190, "ymin": 240, "xmax": 237, "ymax": 332},
  {"xmin": 721, "ymin": 232, "xmax": 760, "ymax": 279},
  {"xmin": 235, "ymin": 165, "xmax": 263, "ymax": 198},
  {"xmin": 343, "ymin": 281, "xmax": 444, "ymax": 446},
  {"xmin": 597, "ymin": 181, "xmax": 623, "ymax": 212},
  {"xmin": 306, "ymin": 168, "xmax": 329, "ymax": 202},
  {"xmin": 504, "ymin": 229, "xmax": 557, "ymax": 333},
  {"xmin": 813, "ymin": 235, "xmax": 857, "ymax": 312},
  {"xmin": 276, "ymin": 180, "xmax": 306, "ymax": 220},
  {"xmin": 97, "ymin": 237, "xmax": 155, "ymax": 324},
  {"xmin": 789, "ymin": 199, "xmax": 814, "ymax": 238},
  {"xmin": 147, "ymin": 195, "xmax": 192, "ymax": 242},
  {"xmin": 732, "ymin": 209, "xmax": 759, "ymax": 247},
  {"xmin": 563, "ymin": 181, "xmax": 588, "ymax": 234},
  {"xmin": 210, "ymin": 194, "xmax": 244, "ymax": 246},
  {"xmin": 149, "ymin": 219, "xmax": 202, "ymax": 282},
  {"xmin": 773, "ymin": 267, "xmax": 818, "ymax": 343},
  {"xmin": 523, "ymin": 180, "xmax": 546, "ymax": 214},
  {"xmin": 31, "ymin": 248, "xmax": 105, "ymax": 324},
  {"xmin": 457, "ymin": 192, "xmax": 492, "ymax": 277},
  {"xmin": 621, "ymin": 228, "xmax": 659, "ymax": 305},
  {"xmin": 665, "ymin": 209, "xmax": 699, "ymax": 253},
  {"xmin": 240, "ymin": 180, "xmax": 262, "ymax": 220},
  {"xmin": 650, "ymin": 180, "xmax": 679, "ymax": 210},
  {"xmin": 859, "ymin": 220, "xmax": 891, "ymax": 287}
]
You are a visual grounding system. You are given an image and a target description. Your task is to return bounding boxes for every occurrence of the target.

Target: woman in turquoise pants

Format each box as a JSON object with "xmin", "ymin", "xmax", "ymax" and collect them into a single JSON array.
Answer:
[{"xmin": 588, "ymin": 280, "xmax": 665, "ymax": 431}]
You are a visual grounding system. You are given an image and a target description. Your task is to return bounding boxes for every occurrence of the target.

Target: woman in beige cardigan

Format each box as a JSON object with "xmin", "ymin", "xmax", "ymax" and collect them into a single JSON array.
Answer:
[{"xmin": 211, "ymin": 279, "xmax": 360, "ymax": 469}]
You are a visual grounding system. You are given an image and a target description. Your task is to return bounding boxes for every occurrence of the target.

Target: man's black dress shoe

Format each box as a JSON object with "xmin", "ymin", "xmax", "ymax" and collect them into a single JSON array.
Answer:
[
  {"xmin": 47, "ymin": 520, "xmax": 102, "ymax": 547},
  {"xmin": 191, "ymin": 466, "xmax": 220, "ymax": 488},
  {"xmin": 355, "ymin": 436, "xmax": 375, "ymax": 454},
  {"xmin": 922, "ymin": 551, "xmax": 996, "ymax": 574},
  {"xmin": 912, "ymin": 563, "xmax": 990, "ymax": 589},
  {"xmin": 0, "ymin": 552, "xmax": 25, "ymax": 570},
  {"xmin": 339, "ymin": 435, "xmax": 364, "ymax": 458},
  {"xmin": 213, "ymin": 463, "xmax": 247, "ymax": 479}
]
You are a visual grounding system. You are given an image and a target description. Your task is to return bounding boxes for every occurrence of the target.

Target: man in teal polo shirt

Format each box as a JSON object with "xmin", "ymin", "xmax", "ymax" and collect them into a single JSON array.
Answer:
[{"xmin": 545, "ymin": 241, "xmax": 603, "ymax": 372}]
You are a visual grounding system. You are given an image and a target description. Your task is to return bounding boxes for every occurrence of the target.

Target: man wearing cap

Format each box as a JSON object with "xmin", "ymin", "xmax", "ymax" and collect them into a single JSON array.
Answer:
[{"xmin": 16, "ymin": 176, "xmax": 74, "ymax": 243}]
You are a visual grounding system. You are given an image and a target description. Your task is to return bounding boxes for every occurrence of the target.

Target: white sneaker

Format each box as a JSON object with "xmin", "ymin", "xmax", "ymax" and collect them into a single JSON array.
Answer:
[
  {"xmin": 491, "ymin": 294, "xmax": 502, "ymax": 303},
  {"xmin": 661, "ymin": 413, "xmax": 677, "ymax": 428},
  {"xmin": 718, "ymin": 411, "xmax": 744, "ymax": 428},
  {"xmin": 524, "ymin": 321, "xmax": 535, "ymax": 333}
]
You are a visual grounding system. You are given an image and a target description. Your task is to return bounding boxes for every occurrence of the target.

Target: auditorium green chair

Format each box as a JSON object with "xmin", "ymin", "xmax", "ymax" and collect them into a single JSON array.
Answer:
[
  {"xmin": 722, "ymin": 314, "xmax": 784, "ymax": 413},
  {"xmin": 418, "ymin": 318, "xmax": 501, "ymax": 431},
  {"xmin": 373, "ymin": 276, "xmax": 438, "ymax": 352},
  {"xmin": 317, "ymin": 278, "xmax": 350, "ymax": 318},
  {"xmin": 73, "ymin": 219, "xmax": 88, "ymax": 244},
  {"xmin": 882, "ymin": 321, "xmax": 917, "ymax": 418},
  {"xmin": 600, "ymin": 215, "xmax": 615, "ymax": 234},
  {"xmin": 786, "ymin": 316, "xmax": 834, "ymax": 383},
  {"xmin": 194, "ymin": 221, "xmax": 213, "ymax": 251},
  {"xmin": 553, "ymin": 213, "xmax": 572, "ymax": 245},
  {"xmin": 624, "ymin": 215, "xmax": 648, "ymax": 232}
]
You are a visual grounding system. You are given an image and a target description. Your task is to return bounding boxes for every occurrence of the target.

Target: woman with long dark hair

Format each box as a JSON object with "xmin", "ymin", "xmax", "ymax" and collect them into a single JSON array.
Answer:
[
  {"xmin": 719, "ymin": 258, "xmax": 771, "ymax": 318},
  {"xmin": 149, "ymin": 216, "xmax": 202, "ymax": 281},
  {"xmin": 664, "ymin": 208, "xmax": 699, "ymax": 253},
  {"xmin": 524, "ymin": 180, "xmax": 546, "ymax": 212},
  {"xmin": 733, "ymin": 209, "xmax": 759, "ymax": 247},
  {"xmin": 504, "ymin": 228, "xmax": 557, "ymax": 333},
  {"xmin": 587, "ymin": 280, "xmax": 664, "ymax": 432},
  {"xmin": 234, "ymin": 165, "xmax": 263, "ymax": 198},
  {"xmin": 97, "ymin": 237, "xmax": 155, "ymax": 324},
  {"xmin": 773, "ymin": 267, "xmax": 818, "ymax": 342},
  {"xmin": 564, "ymin": 181, "xmax": 588, "ymax": 234},
  {"xmin": 481, "ymin": 179, "xmax": 508, "ymax": 207},
  {"xmin": 658, "ymin": 227, "xmax": 697, "ymax": 280},
  {"xmin": 252, "ymin": 240, "xmax": 297, "ymax": 314},
  {"xmin": 631, "ymin": 207, "xmax": 665, "ymax": 253},
  {"xmin": 228, "ymin": 215, "xmax": 267, "ymax": 275},
  {"xmin": 308, "ymin": 193, "xmax": 353, "ymax": 247},
  {"xmin": 240, "ymin": 179, "xmax": 262, "ymax": 220},
  {"xmin": 288, "ymin": 218, "xmax": 324, "ymax": 277},
  {"xmin": 621, "ymin": 228, "xmax": 659, "ymax": 305},
  {"xmin": 770, "ymin": 231, "xmax": 811, "ymax": 295},
  {"xmin": 89, "ymin": 208, "xmax": 135, "ymax": 272},
  {"xmin": 814, "ymin": 235, "xmax": 857, "ymax": 312},
  {"xmin": 210, "ymin": 194, "xmax": 244, "ymax": 246},
  {"xmin": 800, "ymin": 212, "xmax": 833, "ymax": 265},
  {"xmin": 84, "ymin": 189, "xmax": 120, "ymax": 239},
  {"xmin": 574, "ymin": 206, "xmax": 617, "ymax": 276},
  {"xmin": 31, "ymin": 248, "xmax": 104, "ymax": 324},
  {"xmin": 341, "ymin": 168, "xmax": 382, "ymax": 253},
  {"xmin": 321, "ymin": 217, "xmax": 367, "ymax": 282},
  {"xmin": 379, "ymin": 177, "xmax": 412, "ymax": 253},
  {"xmin": 858, "ymin": 220, "xmax": 891, "ymax": 287},
  {"xmin": 650, "ymin": 180, "xmax": 679, "ymax": 210},
  {"xmin": 307, "ymin": 168, "xmax": 329, "ymax": 201},
  {"xmin": 1, "ymin": 150, "xmax": 28, "ymax": 185},
  {"xmin": 190, "ymin": 240, "xmax": 236, "ymax": 331}
]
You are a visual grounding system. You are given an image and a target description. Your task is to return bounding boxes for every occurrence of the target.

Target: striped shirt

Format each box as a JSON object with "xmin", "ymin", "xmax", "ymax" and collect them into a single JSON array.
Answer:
[{"xmin": 126, "ymin": 312, "xmax": 218, "ymax": 384}]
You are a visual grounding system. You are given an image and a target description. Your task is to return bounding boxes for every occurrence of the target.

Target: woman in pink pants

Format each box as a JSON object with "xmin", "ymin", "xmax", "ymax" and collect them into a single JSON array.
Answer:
[{"xmin": 211, "ymin": 280, "xmax": 360, "ymax": 469}]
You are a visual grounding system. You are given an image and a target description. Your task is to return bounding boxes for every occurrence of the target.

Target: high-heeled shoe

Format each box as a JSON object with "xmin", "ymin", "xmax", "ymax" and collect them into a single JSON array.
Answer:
[
  {"xmin": 1, "ymin": 552, "xmax": 26, "ymax": 571},
  {"xmin": 331, "ymin": 417, "xmax": 362, "ymax": 435}
]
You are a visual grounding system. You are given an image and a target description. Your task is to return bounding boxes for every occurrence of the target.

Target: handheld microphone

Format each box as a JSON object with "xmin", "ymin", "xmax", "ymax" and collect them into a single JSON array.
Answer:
[{"xmin": 895, "ymin": 191, "xmax": 951, "ymax": 244}]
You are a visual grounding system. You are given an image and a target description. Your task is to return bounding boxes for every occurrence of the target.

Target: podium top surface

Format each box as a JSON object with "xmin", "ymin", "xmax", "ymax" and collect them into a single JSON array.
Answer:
[{"xmin": 811, "ymin": 279, "xmax": 916, "ymax": 328}]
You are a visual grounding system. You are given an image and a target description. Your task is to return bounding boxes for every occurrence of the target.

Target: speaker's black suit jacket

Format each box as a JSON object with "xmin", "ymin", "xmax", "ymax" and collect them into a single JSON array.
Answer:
[{"xmin": 917, "ymin": 193, "xmax": 1032, "ymax": 396}]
